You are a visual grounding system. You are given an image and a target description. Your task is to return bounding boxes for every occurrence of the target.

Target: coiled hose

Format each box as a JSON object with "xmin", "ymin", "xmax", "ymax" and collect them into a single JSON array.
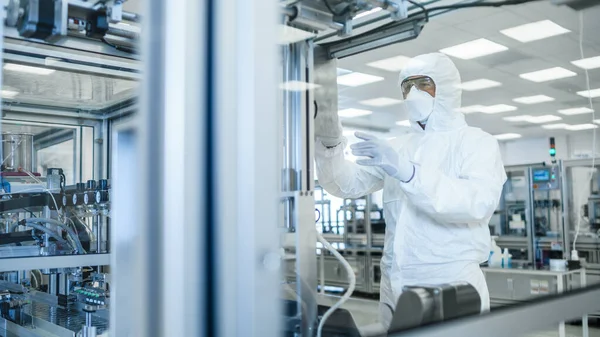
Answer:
[
  {"xmin": 316, "ymin": 232, "xmax": 356, "ymax": 337},
  {"xmin": 12, "ymin": 218, "xmax": 85, "ymax": 254}
]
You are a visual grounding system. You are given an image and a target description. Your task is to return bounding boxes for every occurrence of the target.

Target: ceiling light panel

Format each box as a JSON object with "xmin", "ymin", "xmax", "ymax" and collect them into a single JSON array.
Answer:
[
  {"xmin": 366, "ymin": 55, "xmax": 412, "ymax": 72},
  {"xmin": 360, "ymin": 97, "xmax": 403, "ymax": 107},
  {"xmin": 396, "ymin": 120, "xmax": 411, "ymax": 126},
  {"xmin": 500, "ymin": 20, "xmax": 570, "ymax": 43},
  {"xmin": 338, "ymin": 108, "xmax": 372, "ymax": 118},
  {"xmin": 504, "ymin": 114, "xmax": 562, "ymax": 123},
  {"xmin": 503, "ymin": 115, "xmax": 532, "ymax": 122},
  {"xmin": 457, "ymin": 79, "xmax": 502, "ymax": 91},
  {"xmin": 526, "ymin": 115, "xmax": 562, "ymax": 123},
  {"xmin": 337, "ymin": 72, "xmax": 384, "ymax": 87},
  {"xmin": 577, "ymin": 88, "xmax": 600, "ymax": 98},
  {"xmin": 280, "ymin": 81, "xmax": 320, "ymax": 91},
  {"xmin": 558, "ymin": 107, "xmax": 594, "ymax": 115},
  {"xmin": 355, "ymin": 7, "xmax": 383, "ymax": 19},
  {"xmin": 512, "ymin": 95, "xmax": 555, "ymax": 104},
  {"xmin": 571, "ymin": 56, "xmax": 600, "ymax": 70},
  {"xmin": 455, "ymin": 105, "xmax": 485, "ymax": 114},
  {"xmin": 3, "ymin": 63, "xmax": 55, "ymax": 75},
  {"xmin": 519, "ymin": 67, "xmax": 577, "ymax": 82},
  {"xmin": 439, "ymin": 38, "xmax": 508, "ymax": 60},
  {"xmin": 278, "ymin": 25, "xmax": 317, "ymax": 44},
  {"xmin": 337, "ymin": 68, "xmax": 352, "ymax": 76},
  {"xmin": 455, "ymin": 105, "xmax": 486, "ymax": 114},
  {"xmin": 1, "ymin": 90, "xmax": 19, "ymax": 98},
  {"xmin": 542, "ymin": 123, "xmax": 569, "ymax": 130},
  {"xmin": 567, "ymin": 124, "xmax": 598, "ymax": 131},
  {"xmin": 494, "ymin": 133, "xmax": 522, "ymax": 140},
  {"xmin": 480, "ymin": 104, "xmax": 517, "ymax": 114}
]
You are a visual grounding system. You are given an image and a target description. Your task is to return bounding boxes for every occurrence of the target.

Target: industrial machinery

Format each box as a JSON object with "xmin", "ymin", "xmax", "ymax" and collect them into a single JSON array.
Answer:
[
  {"xmin": 0, "ymin": 0, "xmax": 137, "ymax": 335},
  {"xmin": 495, "ymin": 163, "xmax": 566, "ymax": 268}
]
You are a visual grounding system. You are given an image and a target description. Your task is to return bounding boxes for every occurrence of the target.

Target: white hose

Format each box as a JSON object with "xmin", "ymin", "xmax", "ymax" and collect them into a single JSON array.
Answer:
[{"xmin": 316, "ymin": 232, "xmax": 356, "ymax": 337}]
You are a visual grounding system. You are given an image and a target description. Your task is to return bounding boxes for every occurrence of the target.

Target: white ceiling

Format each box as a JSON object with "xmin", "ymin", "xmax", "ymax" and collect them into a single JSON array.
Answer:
[{"xmin": 327, "ymin": 1, "xmax": 600, "ymax": 140}]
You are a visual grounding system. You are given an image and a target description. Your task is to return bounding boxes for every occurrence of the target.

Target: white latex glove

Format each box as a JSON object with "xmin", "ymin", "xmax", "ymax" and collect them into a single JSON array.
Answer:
[{"xmin": 350, "ymin": 132, "xmax": 415, "ymax": 182}]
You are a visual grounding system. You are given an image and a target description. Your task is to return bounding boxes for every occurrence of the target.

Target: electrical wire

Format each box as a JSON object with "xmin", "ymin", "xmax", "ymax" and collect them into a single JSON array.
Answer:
[
  {"xmin": 323, "ymin": 0, "xmax": 540, "ymax": 50},
  {"xmin": 422, "ymin": 0, "xmax": 541, "ymax": 12},
  {"xmin": 101, "ymin": 38, "xmax": 137, "ymax": 54},
  {"xmin": 316, "ymin": 231, "xmax": 356, "ymax": 337},
  {"xmin": 23, "ymin": 169, "xmax": 63, "ymax": 222},
  {"xmin": 406, "ymin": 0, "xmax": 429, "ymax": 21},
  {"xmin": 30, "ymin": 271, "xmax": 40, "ymax": 289},
  {"xmin": 573, "ymin": 11, "xmax": 596, "ymax": 255}
]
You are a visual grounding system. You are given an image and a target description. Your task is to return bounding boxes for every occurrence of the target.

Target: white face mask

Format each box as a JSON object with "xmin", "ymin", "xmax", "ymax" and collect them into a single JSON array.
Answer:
[{"xmin": 405, "ymin": 87, "xmax": 434, "ymax": 123}]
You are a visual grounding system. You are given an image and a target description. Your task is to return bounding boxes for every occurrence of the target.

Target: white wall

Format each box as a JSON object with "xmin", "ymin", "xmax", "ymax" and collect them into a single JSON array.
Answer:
[{"xmin": 499, "ymin": 132, "xmax": 600, "ymax": 166}]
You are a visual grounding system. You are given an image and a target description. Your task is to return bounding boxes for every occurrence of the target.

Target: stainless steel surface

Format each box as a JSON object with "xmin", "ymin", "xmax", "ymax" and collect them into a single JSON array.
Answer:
[
  {"xmin": 0, "ymin": 246, "xmax": 40, "ymax": 258},
  {"xmin": 2, "ymin": 133, "xmax": 34, "ymax": 172},
  {"xmin": 0, "ymin": 254, "xmax": 110, "ymax": 272},
  {"xmin": 293, "ymin": 193, "xmax": 318, "ymax": 335},
  {"xmin": 25, "ymin": 300, "xmax": 108, "ymax": 335}
]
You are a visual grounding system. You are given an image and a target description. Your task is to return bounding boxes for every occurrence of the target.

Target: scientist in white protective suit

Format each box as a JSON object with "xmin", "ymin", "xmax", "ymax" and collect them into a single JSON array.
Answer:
[{"xmin": 313, "ymin": 52, "xmax": 507, "ymax": 328}]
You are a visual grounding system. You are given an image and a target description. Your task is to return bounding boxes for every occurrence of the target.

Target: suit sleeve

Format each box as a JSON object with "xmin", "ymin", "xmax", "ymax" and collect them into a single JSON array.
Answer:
[
  {"xmin": 400, "ymin": 135, "xmax": 507, "ymax": 224},
  {"xmin": 315, "ymin": 138, "xmax": 385, "ymax": 199}
]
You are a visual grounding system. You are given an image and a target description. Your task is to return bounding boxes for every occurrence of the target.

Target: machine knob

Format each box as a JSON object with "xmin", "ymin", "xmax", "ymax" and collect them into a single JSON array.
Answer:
[
  {"xmin": 98, "ymin": 179, "xmax": 109, "ymax": 191},
  {"xmin": 86, "ymin": 180, "xmax": 97, "ymax": 190}
]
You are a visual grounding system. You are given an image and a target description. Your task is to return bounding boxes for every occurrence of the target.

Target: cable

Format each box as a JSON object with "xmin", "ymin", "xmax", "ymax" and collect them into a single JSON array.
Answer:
[
  {"xmin": 23, "ymin": 170, "xmax": 63, "ymax": 222},
  {"xmin": 101, "ymin": 37, "xmax": 137, "ymax": 54},
  {"xmin": 10, "ymin": 220, "xmax": 68, "ymax": 244},
  {"xmin": 573, "ymin": 11, "xmax": 596, "ymax": 256},
  {"xmin": 316, "ymin": 231, "xmax": 356, "ymax": 337},
  {"xmin": 423, "ymin": 0, "xmax": 541, "ymax": 12},
  {"xmin": 323, "ymin": 0, "xmax": 539, "ymax": 51},
  {"xmin": 406, "ymin": 0, "xmax": 429, "ymax": 22},
  {"xmin": 30, "ymin": 270, "xmax": 40, "ymax": 289}
]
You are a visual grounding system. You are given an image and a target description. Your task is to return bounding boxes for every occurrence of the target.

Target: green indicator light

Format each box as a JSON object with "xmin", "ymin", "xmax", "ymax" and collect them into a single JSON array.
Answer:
[{"xmin": 549, "ymin": 149, "xmax": 556, "ymax": 156}]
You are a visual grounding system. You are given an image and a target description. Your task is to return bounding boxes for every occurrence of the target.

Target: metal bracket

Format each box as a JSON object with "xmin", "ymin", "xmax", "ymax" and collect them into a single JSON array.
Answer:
[{"xmin": 322, "ymin": 17, "xmax": 425, "ymax": 59}]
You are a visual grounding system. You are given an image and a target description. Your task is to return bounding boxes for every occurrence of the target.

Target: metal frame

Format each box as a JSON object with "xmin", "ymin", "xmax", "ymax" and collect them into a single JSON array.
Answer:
[
  {"xmin": 561, "ymin": 157, "xmax": 600, "ymax": 255},
  {"xmin": 393, "ymin": 285, "xmax": 600, "ymax": 337},
  {"xmin": 0, "ymin": 254, "xmax": 110, "ymax": 272}
]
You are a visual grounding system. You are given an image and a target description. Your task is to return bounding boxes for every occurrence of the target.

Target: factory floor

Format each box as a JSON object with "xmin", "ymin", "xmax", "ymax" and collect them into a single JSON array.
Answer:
[{"xmin": 317, "ymin": 294, "xmax": 600, "ymax": 337}]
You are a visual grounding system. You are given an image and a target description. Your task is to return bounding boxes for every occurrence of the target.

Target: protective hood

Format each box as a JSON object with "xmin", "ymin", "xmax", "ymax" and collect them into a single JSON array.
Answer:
[{"xmin": 399, "ymin": 53, "xmax": 466, "ymax": 132}]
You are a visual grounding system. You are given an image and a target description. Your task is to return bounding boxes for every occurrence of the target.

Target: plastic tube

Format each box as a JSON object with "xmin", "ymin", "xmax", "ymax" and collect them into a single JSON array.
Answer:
[
  {"xmin": 10, "ymin": 221, "xmax": 67, "ymax": 245},
  {"xmin": 19, "ymin": 218, "xmax": 86, "ymax": 254},
  {"xmin": 28, "ymin": 218, "xmax": 86, "ymax": 254},
  {"xmin": 316, "ymin": 232, "xmax": 356, "ymax": 337}
]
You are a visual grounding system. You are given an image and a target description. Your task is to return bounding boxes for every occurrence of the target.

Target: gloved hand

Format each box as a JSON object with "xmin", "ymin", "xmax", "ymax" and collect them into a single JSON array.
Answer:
[
  {"xmin": 314, "ymin": 47, "xmax": 343, "ymax": 147},
  {"xmin": 350, "ymin": 132, "xmax": 415, "ymax": 182}
]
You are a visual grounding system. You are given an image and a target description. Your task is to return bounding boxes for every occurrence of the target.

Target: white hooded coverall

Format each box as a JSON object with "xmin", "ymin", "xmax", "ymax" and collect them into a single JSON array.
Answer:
[{"xmin": 315, "ymin": 53, "xmax": 507, "ymax": 327}]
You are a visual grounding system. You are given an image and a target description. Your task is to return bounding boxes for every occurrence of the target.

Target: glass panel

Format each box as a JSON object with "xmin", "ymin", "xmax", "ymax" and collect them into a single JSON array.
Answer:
[
  {"xmin": 496, "ymin": 167, "xmax": 531, "ymax": 266},
  {"xmin": 3, "ymin": 65, "xmax": 138, "ymax": 110}
]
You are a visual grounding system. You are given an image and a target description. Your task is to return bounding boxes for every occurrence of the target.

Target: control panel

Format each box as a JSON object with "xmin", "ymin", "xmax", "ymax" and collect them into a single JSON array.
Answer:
[{"xmin": 531, "ymin": 166, "xmax": 560, "ymax": 191}]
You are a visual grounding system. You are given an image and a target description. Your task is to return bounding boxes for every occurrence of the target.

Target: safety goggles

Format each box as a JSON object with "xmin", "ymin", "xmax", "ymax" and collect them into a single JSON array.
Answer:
[{"xmin": 400, "ymin": 76, "xmax": 435, "ymax": 99}]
